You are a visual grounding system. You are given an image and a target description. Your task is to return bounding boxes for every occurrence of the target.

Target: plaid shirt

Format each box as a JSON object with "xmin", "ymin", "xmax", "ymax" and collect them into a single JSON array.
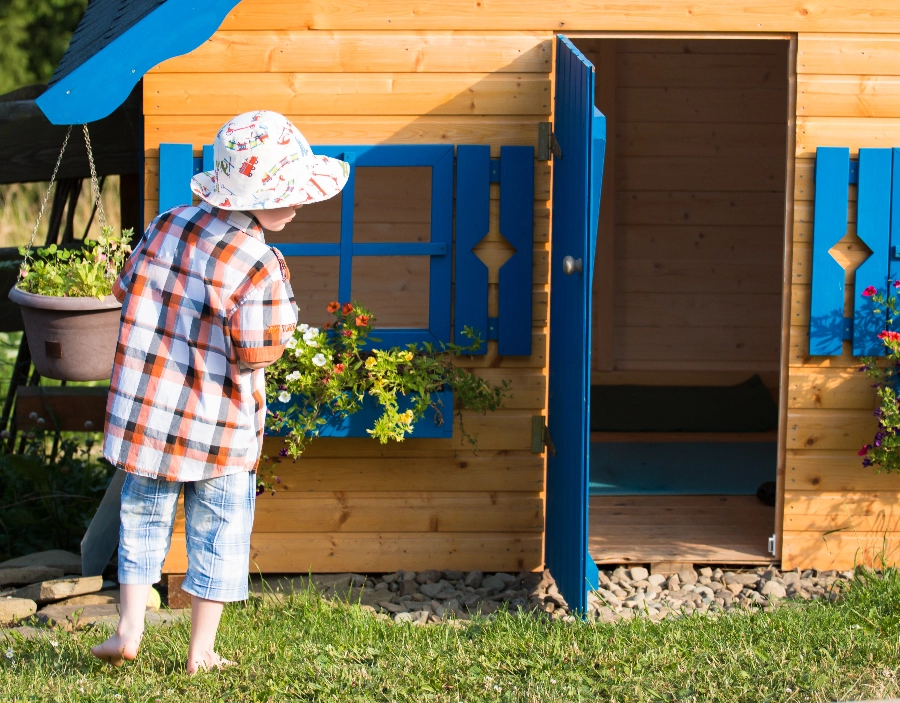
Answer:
[{"xmin": 103, "ymin": 202, "xmax": 298, "ymax": 481}]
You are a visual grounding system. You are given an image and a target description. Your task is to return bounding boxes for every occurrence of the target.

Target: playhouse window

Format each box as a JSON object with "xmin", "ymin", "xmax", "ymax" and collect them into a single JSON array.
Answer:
[{"xmin": 268, "ymin": 146, "xmax": 453, "ymax": 347}]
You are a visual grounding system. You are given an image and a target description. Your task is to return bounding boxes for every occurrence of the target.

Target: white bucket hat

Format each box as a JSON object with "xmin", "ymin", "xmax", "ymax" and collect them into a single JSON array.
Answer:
[{"xmin": 190, "ymin": 110, "xmax": 350, "ymax": 210}]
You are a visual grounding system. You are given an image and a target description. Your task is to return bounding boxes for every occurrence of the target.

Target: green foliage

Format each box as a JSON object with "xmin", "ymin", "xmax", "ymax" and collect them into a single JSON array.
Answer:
[
  {"xmin": 5, "ymin": 568, "xmax": 900, "ymax": 701},
  {"xmin": 0, "ymin": 0, "xmax": 87, "ymax": 95},
  {"xmin": 17, "ymin": 227, "xmax": 132, "ymax": 299},
  {"xmin": 265, "ymin": 302, "xmax": 509, "ymax": 460},
  {"xmin": 858, "ymin": 284, "xmax": 900, "ymax": 473},
  {"xmin": 0, "ymin": 429, "xmax": 114, "ymax": 560}
]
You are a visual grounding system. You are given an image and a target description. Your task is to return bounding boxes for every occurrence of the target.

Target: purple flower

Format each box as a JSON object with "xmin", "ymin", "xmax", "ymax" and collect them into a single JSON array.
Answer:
[
  {"xmin": 256, "ymin": 485, "xmax": 265, "ymax": 496},
  {"xmin": 275, "ymin": 476, "xmax": 281, "ymax": 483},
  {"xmin": 863, "ymin": 457, "xmax": 874, "ymax": 467},
  {"xmin": 279, "ymin": 448, "xmax": 288, "ymax": 457}
]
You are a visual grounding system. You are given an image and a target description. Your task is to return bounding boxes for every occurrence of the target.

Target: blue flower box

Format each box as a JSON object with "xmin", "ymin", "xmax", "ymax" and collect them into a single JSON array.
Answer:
[{"xmin": 266, "ymin": 388, "xmax": 454, "ymax": 439}]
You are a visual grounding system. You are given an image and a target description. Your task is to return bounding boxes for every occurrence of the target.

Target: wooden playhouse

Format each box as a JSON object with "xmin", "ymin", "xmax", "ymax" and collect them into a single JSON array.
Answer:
[{"xmin": 31, "ymin": 0, "xmax": 900, "ymax": 610}]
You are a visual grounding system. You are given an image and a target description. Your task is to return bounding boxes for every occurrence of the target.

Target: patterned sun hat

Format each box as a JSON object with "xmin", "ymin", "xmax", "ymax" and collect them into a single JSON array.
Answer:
[{"xmin": 190, "ymin": 110, "xmax": 349, "ymax": 210}]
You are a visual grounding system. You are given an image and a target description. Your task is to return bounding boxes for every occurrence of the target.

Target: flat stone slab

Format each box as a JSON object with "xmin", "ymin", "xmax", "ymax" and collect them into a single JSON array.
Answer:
[
  {"xmin": 36, "ymin": 603, "xmax": 120, "ymax": 629},
  {"xmin": 12, "ymin": 575, "xmax": 103, "ymax": 605},
  {"xmin": 56, "ymin": 590, "xmax": 119, "ymax": 607},
  {"xmin": 0, "ymin": 598, "xmax": 37, "ymax": 625},
  {"xmin": 0, "ymin": 551, "xmax": 81, "ymax": 575},
  {"xmin": 0, "ymin": 625, "xmax": 41, "ymax": 640},
  {"xmin": 0, "ymin": 567, "xmax": 64, "ymax": 588}
]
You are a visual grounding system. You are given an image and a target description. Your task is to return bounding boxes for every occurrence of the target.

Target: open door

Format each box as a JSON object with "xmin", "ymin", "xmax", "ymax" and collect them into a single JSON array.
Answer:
[{"xmin": 546, "ymin": 36, "xmax": 606, "ymax": 613}]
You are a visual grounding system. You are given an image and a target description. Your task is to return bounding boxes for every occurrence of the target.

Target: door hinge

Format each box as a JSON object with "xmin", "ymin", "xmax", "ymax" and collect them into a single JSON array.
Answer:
[
  {"xmin": 538, "ymin": 122, "xmax": 562, "ymax": 161},
  {"xmin": 531, "ymin": 415, "xmax": 556, "ymax": 455},
  {"xmin": 767, "ymin": 534, "xmax": 777, "ymax": 556}
]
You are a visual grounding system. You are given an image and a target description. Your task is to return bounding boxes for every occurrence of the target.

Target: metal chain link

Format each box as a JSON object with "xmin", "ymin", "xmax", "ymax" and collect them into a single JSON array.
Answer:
[
  {"xmin": 82, "ymin": 124, "xmax": 107, "ymax": 231},
  {"xmin": 24, "ymin": 125, "xmax": 73, "ymax": 259}
]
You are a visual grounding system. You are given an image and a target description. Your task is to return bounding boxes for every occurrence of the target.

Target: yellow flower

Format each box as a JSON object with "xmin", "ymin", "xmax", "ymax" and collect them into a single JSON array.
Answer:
[
  {"xmin": 365, "ymin": 356, "xmax": 376, "ymax": 369},
  {"xmin": 403, "ymin": 351, "xmax": 414, "ymax": 362}
]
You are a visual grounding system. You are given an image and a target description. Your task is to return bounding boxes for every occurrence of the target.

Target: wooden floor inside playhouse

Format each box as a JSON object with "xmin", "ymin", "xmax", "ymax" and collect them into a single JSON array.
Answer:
[{"xmin": 589, "ymin": 495, "xmax": 775, "ymax": 565}]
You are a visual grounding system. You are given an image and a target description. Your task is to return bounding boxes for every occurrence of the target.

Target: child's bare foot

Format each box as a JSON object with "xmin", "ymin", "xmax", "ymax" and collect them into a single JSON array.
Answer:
[
  {"xmin": 90, "ymin": 633, "xmax": 141, "ymax": 667},
  {"xmin": 186, "ymin": 651, "xmax": 236, "ymax": 675}
]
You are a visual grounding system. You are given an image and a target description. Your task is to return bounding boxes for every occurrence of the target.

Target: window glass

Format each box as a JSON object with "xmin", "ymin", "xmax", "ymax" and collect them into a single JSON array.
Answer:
[
  {"xmin": 351, "ymin": 256, "xmax": 430, "ymax": 328},
  {"xmin": 353, "ymin": 167, "xmax": 431, "ymax": 243},
  {"xmin": 276, "ymin": 192, "xmax": 342, "ymax": 244},
  {"xmin": 283, "ymin": 255, "xmax": 340, "ymax": 327}
]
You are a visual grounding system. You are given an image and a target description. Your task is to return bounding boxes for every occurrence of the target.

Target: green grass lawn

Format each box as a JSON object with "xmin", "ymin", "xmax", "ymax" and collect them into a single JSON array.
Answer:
[{"xmin": 2, "ymin": 569, "xmax": 900, "ymax": 702}]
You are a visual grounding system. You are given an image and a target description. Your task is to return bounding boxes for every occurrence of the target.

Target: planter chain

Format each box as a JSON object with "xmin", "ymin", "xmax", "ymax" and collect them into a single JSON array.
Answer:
[
  {"xmin": 82, "ymin": 124, "xmax": 106, "ymax": 231},
  {"xmin": 23, "ymin": 125, "xmax": 73, "ymax": 263}
]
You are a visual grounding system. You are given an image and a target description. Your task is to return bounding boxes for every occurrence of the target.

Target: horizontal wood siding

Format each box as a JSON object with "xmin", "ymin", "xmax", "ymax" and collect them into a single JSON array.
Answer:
[
  {"xmin": 151, "ymin": 28, "xmax": 550, "ymax": 575},
  {"xmin": 784, "ymin": 33, "xmax": 900, "ymax": 570}
]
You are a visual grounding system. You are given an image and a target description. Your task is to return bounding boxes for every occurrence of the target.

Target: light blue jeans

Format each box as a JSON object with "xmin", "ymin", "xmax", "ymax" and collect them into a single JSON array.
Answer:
[{"xmin": 118, "ymin": 470, "xmax": 256, "ymax": 602}]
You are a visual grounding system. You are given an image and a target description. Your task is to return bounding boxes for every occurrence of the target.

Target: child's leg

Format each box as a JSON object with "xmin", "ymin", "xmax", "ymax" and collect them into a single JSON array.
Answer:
[
  {"xmin": 92, "ymin": 472, "xmax": 181, "ymax": 666},
  {"xmin": 180, "ymin": 470, "xmax": 256, "ymax": 674}
]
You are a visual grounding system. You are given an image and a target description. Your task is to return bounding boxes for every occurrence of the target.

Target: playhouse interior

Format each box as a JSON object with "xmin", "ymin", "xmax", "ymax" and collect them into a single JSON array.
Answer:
[{"xmin": 575, "ymin": 37, "xmax": 791, "ymax": 565}]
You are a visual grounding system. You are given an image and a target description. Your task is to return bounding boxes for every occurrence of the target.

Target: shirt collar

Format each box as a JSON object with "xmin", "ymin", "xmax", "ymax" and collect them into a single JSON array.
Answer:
[{"xmin": 199, "ymin": 201, "xmax": 265, "ymax": 242}]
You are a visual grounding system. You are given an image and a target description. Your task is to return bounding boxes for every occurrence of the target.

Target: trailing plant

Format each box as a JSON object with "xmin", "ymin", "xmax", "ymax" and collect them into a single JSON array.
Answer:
[
  {"xmin": 264, "ymin": 302, "xmax": 509, "ymax": 462},
  {"xmin": 16, "ymin": 226, "xmax": 132, "ymax": 299},
  {"xmin": 858, "ymin": 283, "xmax": 900, "ymax": 473},
  {"xmin": 0, "ymin": 422, "xmax": 114, "ymax": 560}
]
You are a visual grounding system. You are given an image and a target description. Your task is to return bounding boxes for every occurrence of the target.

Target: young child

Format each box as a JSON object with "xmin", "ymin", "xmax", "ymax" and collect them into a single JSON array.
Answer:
[{"xmin": 91, "ymin": 111, "xmax": 349, "ymax": 673}]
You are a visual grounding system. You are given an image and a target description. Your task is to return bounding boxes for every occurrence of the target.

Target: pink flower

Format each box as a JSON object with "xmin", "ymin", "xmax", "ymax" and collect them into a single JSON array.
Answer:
[
  {"xmin": 859, "ymin": 445, "xmax": 870, "ymax": 456},
  {"xmin": 878, "ymin": 330, "xmax": 900, "ymax": 343},
  {"xmin": 893, "ymin": 280, "xmax": 900, "ymax": 289},
  {"xmin": 863, "ymin": 286, "xmax": 878, "ymax": 297}
]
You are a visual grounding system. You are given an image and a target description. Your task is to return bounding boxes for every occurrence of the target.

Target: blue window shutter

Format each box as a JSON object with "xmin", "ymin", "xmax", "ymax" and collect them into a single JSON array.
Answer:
[
  {"xmin": 853, "ymin": 148, "xmax": 892, "ymax": 355},
  {"xmin": 809, "ymin": 147, "xmax": 850, "ymax": 356},
  {"xmin": 892, "ymin": 149, "xmax": 900, "ymax": 290},
  {"xmin": 158, "ymin": 143, "xmax": 194, "ymax": 213},
  {"xmin": 497, "ymin": 146, "xmax": 535, "ymax": 356},
  {"xmin": 454, "ymin": 145, "xmax": 490, "ymax": 353}
]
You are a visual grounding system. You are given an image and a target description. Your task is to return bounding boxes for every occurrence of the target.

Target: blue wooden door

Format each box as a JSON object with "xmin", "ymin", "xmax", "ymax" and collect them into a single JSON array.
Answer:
[{"xmin": 546, "ymin": 36, "xmax": 606, "ymax": 613}]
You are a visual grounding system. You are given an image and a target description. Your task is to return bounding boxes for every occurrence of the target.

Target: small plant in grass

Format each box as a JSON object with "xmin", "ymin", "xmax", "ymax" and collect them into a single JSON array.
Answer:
[
  {"xmin": 264, "ymin": 301, "xmax": 509, "ymax": 462},
  {"xmin": 16, "ymin": 227, "xmax": 133, "ymax": 299},
  {"xmin": 858, "ymin": 282, "xmax": 900, "ymax": 472}
]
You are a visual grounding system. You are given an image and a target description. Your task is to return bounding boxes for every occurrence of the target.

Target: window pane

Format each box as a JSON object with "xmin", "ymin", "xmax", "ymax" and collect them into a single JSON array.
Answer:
[
  {"xmin": 283, "ymin": 256, "xmax": 339, "ymax": 327},
  {"xmin": 353, "ymin": 167, "xmax": 431, "ymax": 243},
  {"xmin": 351, "ymin": 256, "xmax": 430, "ymax": 328},
  {"xmin": 275, "ymin": 192, "xmax": 342, "ymax": 244}
]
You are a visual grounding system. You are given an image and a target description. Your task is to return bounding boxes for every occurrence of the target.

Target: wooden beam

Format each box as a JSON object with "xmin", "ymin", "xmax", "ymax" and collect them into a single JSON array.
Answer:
[{"xmin": 15, "ymin": 386, "xmax": 107, "ymax": 433}]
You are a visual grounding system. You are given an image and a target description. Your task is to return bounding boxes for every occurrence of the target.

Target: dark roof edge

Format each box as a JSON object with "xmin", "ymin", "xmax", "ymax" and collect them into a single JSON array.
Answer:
[{"xmin": 37, "ymin": 0, "xmax": 240, "ymax": 125}]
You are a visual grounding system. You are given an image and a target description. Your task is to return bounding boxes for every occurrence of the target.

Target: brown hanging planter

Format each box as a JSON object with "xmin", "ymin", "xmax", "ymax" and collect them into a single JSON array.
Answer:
[{"xmin": 8, "ymin": 287, "xmax": 121, "ymax": 382}]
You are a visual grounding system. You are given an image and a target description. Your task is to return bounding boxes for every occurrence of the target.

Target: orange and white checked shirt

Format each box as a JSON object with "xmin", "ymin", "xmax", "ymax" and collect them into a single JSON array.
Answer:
[{"xmin": 103, "ymin": 202, "xmax": 298, "ymax": 481}]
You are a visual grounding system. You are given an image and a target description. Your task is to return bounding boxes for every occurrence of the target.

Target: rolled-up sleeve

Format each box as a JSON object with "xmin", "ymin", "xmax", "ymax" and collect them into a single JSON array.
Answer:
[{"xmin": 229, "ymin": 256, "xmax": 298, "ymax": 365}]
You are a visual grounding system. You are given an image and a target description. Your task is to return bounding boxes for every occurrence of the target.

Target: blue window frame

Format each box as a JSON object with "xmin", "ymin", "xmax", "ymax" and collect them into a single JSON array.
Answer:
[{"xmin": 270, "ymin": 144, "xmax": 453, "ymax": 347}]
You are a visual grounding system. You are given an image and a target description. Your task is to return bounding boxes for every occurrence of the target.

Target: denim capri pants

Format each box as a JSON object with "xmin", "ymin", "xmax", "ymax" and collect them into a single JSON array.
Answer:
[{"xmin": 118, "ymin": 470, "xmax": 256, "ymax": 602}]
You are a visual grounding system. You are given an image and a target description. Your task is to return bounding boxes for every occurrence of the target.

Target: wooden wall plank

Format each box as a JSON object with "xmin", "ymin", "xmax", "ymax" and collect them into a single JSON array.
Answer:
[
  {"xmin": 235, "ymin": 492, "xmax": 544, "ymax": 533},
  {"xmin": 144, "ymin": 73, "xmax": 551, "ymax": 116},
  {"xmin": 617, "ymin": 51, "xmax": 786, "ymax": 89},
  {"xmin": 787, "ymin": 368, "xmax": 876, "ymax": 409},
  {"xmin": 798, "ymin": 34, "xmax": 900, "ymax": 75},
  {"xmin": 784, "ymin": 491, "xmax": 900, "ymax": 532},
  {"xmin": 618, "ymin": 122, "xmax": 788, "ymax": 158},
  {"xmin": 782, "ymin": 531, "xmax": 900, "ymax": 571},
  {"xmin": 799, "ymin": 75, "xmax": 900, "ymax": 118},
  {"xmin": 785, "ymin": 408, "xmax": 877, "ymax": 450},
  {"xmin": 619, "ymin": 156, "xmax": 786, "ymax": 192},
  {"xmin": 145, "ymin": 115, "xmax": 544, "ymax": 152},
  {"xmin": 615, "ymin": 259, "xmax": 781, "ymax": 294},
  {"xmin": 616, "ymin": 191, "xmax": 787, "ymax": 226},
  {"xmin": 618, "ymin": 86, "xmax": 787, "ymax": 124},
  {"xmin": 217, "ymin": 1, "xmax": 900, "ymax": 34},
  {"xmin": 257, "ymin": 451, "xmax": 545, "ymax": 490},
  {"xmin": 163, "ymin": 533, "xmax": 544, "ymax": 573},
  {"xmin": 797, "ymin": 117, "xmax": 900, "ymax": 155},
  {"xmin": 154, "ymin": 31, "xmax": 552, "ymax": 74},
  {"xmin": 617, "ymin": 225, "xmax": 784, "ymax": 261},
  {"xmin": 616, "ymin": 293, "xmax": 782, "ymax": 328},
  {"xmin": 615, "ymin": 327, "xmax": 780, "ymax": 364},
  {"xmin": 786, "ymin": 449, "xmax": 900, "ymax": 492}
]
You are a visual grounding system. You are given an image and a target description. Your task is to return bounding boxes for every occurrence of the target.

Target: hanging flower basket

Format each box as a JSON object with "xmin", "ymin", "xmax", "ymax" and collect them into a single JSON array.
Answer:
[
  {"xmin": 9, "ymin": 287, "xmax": 121, "ymax": 382},
  {"xmin": 7, "ymin": 126, "xmax": 131, "ymax": 382}
]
